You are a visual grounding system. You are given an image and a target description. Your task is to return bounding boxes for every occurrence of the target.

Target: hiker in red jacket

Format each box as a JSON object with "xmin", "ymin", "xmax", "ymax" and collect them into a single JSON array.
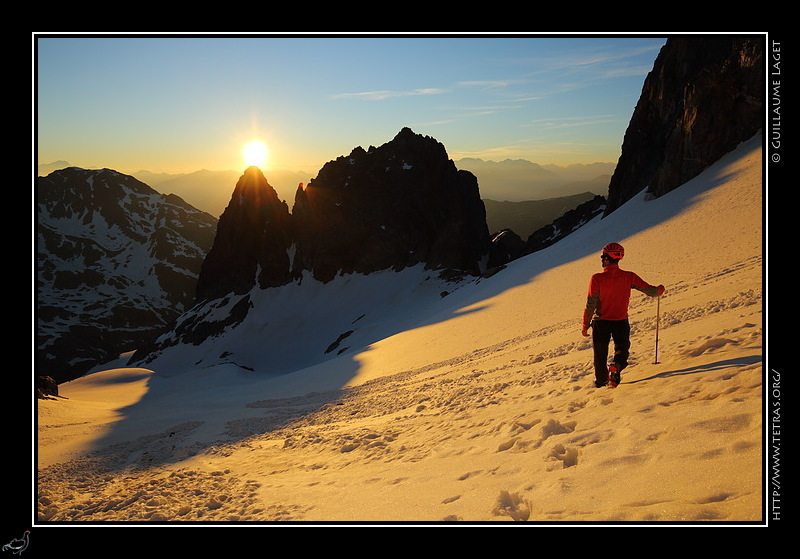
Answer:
[{"xmin": 581, "ymin": 243, "xmax": 665, "ymax": 388}]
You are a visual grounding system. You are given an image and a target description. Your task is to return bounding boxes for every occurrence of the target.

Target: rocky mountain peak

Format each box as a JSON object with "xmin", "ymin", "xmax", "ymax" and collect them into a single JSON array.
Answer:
[
  {"xmin": 195, "ymin": 166, "xmax": 292, "ymax": 301},
  {"xmin": 291, "ymin": 127, "xmax": 489, "ymax": 283},
  {"xmin": 195, "ymin": 128, "xmax": 490, "ymax": 299},
  {"xmin": 605, "ymin": 36, "xmax": 763, "ymax": 214}
]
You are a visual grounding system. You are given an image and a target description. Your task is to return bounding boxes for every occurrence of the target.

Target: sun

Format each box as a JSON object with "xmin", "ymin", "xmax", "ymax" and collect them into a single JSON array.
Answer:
[{"xmin": 243, "ymin": 140, "xmax": 269, "ymax": 169}]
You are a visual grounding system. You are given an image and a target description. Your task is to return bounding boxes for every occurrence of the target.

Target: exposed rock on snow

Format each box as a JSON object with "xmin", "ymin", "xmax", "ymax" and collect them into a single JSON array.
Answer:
[{"xmin": 37, "ymin": 167, "xmax": 217, "ymax": 382}]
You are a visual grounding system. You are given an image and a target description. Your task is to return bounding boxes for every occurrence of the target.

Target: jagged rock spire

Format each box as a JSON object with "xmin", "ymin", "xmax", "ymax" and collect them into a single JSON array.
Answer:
[{"xmin": 195, "ymin": 166, "xmax": 292, "ymax": 301}]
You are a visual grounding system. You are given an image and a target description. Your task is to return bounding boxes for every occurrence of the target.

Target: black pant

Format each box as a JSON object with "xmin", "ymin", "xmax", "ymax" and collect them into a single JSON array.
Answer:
[{"xmin": 592, "ymin": 319, "xmax": 630, "ymax": 385}]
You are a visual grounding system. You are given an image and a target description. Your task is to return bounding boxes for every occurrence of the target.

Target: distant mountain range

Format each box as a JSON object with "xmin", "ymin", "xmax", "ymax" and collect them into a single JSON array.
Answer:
[
  {"xmin": 455, "ymin": 158, "xmax": 613, "ymax": 202},
  {"xmin": 38, "ymin": 158, "xmax": 613, "ymax": 219}
]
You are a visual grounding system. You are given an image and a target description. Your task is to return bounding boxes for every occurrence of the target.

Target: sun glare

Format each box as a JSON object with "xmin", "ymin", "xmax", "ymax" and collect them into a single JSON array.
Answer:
[{"xmin": 243, "ymin": 140, "xmax": 269, "ymax": 169}]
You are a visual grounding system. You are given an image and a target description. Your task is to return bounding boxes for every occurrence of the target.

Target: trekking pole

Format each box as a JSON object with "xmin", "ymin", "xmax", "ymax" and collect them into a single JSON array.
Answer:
[{"xmin": 653, "ymin": 295, "xmax": 661, "ymax": 364}]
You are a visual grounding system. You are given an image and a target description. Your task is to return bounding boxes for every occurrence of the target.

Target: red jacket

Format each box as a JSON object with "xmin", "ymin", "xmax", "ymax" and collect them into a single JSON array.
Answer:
[{"xmin": 582, "ymin": 264, "xmax": 662, "ymax": 328}]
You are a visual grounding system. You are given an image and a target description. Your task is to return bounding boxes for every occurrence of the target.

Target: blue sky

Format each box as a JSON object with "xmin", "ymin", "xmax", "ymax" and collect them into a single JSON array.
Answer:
[{"xmin": 35, "ymin": 34, "xmax": 667, "ymax": 175}]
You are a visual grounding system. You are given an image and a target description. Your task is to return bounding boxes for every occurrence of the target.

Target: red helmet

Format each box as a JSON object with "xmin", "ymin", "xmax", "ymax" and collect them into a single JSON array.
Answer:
[{"xmin": 602, "ymin": 242, "xmax": 625, "ymax": 260}]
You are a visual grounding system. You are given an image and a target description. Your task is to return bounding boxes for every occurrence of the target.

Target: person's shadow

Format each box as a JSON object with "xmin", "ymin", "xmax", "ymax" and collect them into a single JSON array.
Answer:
[{"xmin": 627, "ymin": 354, "xmax": 762, "ymax": 384}]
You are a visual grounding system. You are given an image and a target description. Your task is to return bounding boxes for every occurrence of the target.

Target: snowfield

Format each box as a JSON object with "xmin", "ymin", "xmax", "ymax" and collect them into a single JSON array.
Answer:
[{"xmin": 36, "ymin": 133, "xmax": 764, "ymax": 524}]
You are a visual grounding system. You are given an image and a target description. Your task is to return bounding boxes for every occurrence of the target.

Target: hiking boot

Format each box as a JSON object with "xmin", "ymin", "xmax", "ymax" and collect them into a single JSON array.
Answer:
[{"xmin": 608, "ymin": 365, "xmax": 620, "ymax": 388}]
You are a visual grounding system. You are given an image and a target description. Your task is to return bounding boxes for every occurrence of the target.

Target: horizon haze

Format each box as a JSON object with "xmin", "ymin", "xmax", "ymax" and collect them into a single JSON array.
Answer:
[{"xmin": 37, "ymin": 154, "xmax": 616, "ymax": 216}]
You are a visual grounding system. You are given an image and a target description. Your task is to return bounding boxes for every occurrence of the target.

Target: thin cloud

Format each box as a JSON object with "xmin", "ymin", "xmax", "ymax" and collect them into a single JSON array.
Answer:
[
  {"xmin": 533, "ymin": 44, "xmax": 663, "ymax": 75},
  {"xmin": 409, "ymin": 118, "xmax": 458, "ymax": 127},
  {"xmin": 514, "ymin": 43, "xmax": 664, "ymax": 94},
  {"xmin": 521, "ymin": 114, "xmax": 617, "ymax": 129},
  {"xmin": 332, "ymin": 88, "xmax": 446, "ymax": 101},
  {"xmin": 456, "ymin": 79, "xmax": 530, "ymax": 88},
  {"xmin": 602, "ymin": 64, "xmax": 656, "ymax": 78}
]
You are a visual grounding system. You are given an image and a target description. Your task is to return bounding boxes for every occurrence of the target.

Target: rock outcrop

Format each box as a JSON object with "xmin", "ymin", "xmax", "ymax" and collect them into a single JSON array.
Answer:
[
  {"xmin": 525, "ymin": 194, "xmax": 607, "ymax": 254},
  {"xmin": 605, "ymin": 36, "xmax": 764, "ymax": 214},
  {"xmin": 195, "ymin": 167, "xmax": 292, "ymax": 301},
  {"xmin": 291, "ymin": 127, "xmax": 489, "ymax": 284}
]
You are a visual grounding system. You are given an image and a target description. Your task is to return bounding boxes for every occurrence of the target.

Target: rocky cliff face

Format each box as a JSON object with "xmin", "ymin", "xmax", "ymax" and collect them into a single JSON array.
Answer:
[
  {"xmin": 194, "ymin": 128, "xmax": 490, "ymax": 300},
  {"xmin": 605, "ymin": 36, "xmax": 764, "ymax": 214},
  {"xmin": 291, "ymin": 127, "xmax": 489, "ymax": 284},
  {"xmin": 37, "ymin": 168, "xmax": 217, "ymax": 382},
  {"xmin": 195, "ymin": 167, "xmax": 293, "ymax": 301}
]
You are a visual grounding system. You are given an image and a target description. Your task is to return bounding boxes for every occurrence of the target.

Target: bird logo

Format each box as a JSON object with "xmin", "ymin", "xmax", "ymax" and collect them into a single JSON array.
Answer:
[{"xmin": 2, "ymin": 531, "xmax": 29, "ymax": 555}]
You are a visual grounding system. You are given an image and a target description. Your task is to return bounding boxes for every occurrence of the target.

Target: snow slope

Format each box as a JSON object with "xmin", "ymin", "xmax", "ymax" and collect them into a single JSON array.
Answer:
[{"xmin": 36, "ymin": 133, "xmax": 764, "ymax": 523}]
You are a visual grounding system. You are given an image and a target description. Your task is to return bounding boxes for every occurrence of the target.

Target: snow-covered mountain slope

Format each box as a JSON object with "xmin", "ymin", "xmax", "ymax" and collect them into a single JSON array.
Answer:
[
  {"xmin": 37, "ymin": 133, "xmax": 763, "ymax": 523},
  {"xmin": 37, "ymin": 167, "xmax": 217, "ymax": 381}
]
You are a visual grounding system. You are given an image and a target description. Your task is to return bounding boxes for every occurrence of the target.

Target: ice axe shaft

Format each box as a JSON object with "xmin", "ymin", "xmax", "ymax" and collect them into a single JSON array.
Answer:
[{"xmin": 654, "ymin": 295, "xmax": 661, "ymax": 364}]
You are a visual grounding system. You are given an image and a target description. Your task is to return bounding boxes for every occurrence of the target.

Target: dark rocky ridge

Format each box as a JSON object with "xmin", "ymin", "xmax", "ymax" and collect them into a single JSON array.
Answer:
[
  {"xmin": 486, "ymin": 194, "xmax": 608, "ymax": 270},
  {"xmin": 483, "ymin": 192, "xmax": 599, "ymax": 241},
  {"xmin": 293, "ymin": 127, "xmax": 489, "ymax": 282},
  {"xmin": 525, "ymin": 194, "xmax": 608, "ymax": 253},
  {"xmin": 195, "ymin": 128, "xmax": 491, "ymax": 301},
  {"xmin": 605, "ymin": 36, "xmax": 764, "ymax": 214}
]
